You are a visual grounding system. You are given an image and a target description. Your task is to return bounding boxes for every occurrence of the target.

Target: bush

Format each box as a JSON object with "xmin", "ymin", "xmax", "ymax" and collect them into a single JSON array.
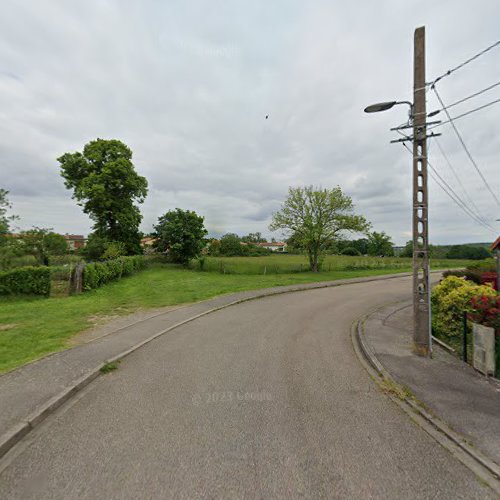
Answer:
[
  {"xmin": 431, "ymin": 276, "xmax": 496, "ymax": 343},
  {"xmin": 442, "ymin": 269, "xmax": 483, "ymax": 284},
  {"xmin": 101, "ymin": 241, "xmax": 127, "ymax": 260},
  {"xmin": 83, "ymin": 256, "xmax": 145, "ymax": 290},
  {"xmin": 0, "ymin": 266, "xmax": 51, "ymax": 295},
  {"xmin": 219, "ymin": 234, "xmax": 246, "ymax": 256},
  {"xmin": 245, "ymin": 244, "xmax": 272, "ymax": 256},
  {"xmin": 467, "ymin": 259, "xmax": 496, "ymax": 273},
  {"xmin": 341, "ymin": 247, "xmax": 361, "ymax": 256}
]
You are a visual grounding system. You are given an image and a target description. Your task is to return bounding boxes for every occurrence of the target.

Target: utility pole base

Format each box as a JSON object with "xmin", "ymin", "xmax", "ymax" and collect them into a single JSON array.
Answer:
[{"xmin": 413, "ymin": 343, "xmax": 431, "ymax": 357}]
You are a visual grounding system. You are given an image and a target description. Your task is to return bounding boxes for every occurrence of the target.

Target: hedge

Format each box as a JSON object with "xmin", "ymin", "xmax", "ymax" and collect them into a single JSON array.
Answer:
[
  {"xmin": 83, "ymin": 256, "xmax": 145, "ymax": 290},
  {"xmin": 0, "ymin": 266, "xmax": 51, "ymax": 296}
]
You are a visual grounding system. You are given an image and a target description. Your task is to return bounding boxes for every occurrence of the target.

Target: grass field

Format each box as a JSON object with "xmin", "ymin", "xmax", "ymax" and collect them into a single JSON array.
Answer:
[
  {"xmin": 0, "ymin": 256, "xmax": 471, "ymax": 373},
  {"xmin": 189, "ymin": 254, "xmax": 473, "ymax": 274}
]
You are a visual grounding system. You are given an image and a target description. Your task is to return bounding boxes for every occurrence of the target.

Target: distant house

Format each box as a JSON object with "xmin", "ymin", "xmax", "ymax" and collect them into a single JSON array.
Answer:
[
  {"xmin": 258, "ymin": 242, "xmax": 287, "ymax": 253},
  {"xmin": 63, "ymin": 234, "xmax": 86, "ymax": 250},
  {"xmin": 141, "ymin": 237, "xmax": 157, "ymax": 248}
]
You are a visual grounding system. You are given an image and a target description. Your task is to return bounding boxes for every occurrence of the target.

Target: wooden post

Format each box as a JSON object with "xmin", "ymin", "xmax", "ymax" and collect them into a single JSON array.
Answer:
[{"xmin": 71, "ymin": 262, "xmax": 85, "ymax": 294}]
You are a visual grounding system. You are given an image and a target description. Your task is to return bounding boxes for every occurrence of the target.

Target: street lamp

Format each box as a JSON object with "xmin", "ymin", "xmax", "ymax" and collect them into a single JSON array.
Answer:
[{"xmin": 364, "ymin": 100, "xmax": 413, "ymax": 115}]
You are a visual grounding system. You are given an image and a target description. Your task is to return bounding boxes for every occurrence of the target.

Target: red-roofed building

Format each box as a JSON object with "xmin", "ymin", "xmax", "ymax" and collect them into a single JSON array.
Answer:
[
  {"xmin": 258, "ymin": 242, "xmax": 287, "ymax": 253},
  {"xmin": 63, "ymin": 234, "xmax": 86, "ymax": 250}
]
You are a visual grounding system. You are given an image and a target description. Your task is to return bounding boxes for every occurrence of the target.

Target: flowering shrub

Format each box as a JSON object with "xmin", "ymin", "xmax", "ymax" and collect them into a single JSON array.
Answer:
[
  {"xmin": 431, "ymin": 276, "xmax": 469, "ymax": 309},
  {"xmin": 431, "ymin": 276, "xmax": 496, "ymax": 342},
  {"xmin": 468, "ymin": 295, "xmax": 500, "ymax": 330}
]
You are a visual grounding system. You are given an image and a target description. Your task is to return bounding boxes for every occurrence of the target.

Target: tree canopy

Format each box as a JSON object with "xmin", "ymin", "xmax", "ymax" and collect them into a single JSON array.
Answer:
[
  {"xmin": 367, "ymin": 231, "xmax": 394, "ymax": 256},
  {"xmin": 20, "ymin": 228, "xmax": 68, "ymax": 265},
  {"xmin": 154, "ymin": 209, "xmax": 207, "ymax": 265},
  {"xmin": 58, "ymin": 139, "xmax": 148, "ymax": 254},
  {"xmin": 0, "ymin": 189, "xmax": 17, "ymax": 244},
  {"xmin": 241, "ymin": 232, "xmax": 266, "ymax": 244},
  {"xmin": 446, "ymin": 244, "xmax": 491, "ymax": 260},
  {"xmin": 219, "ymin": 233, "xmax": 245, "ymax": 256},
  {"xmin": 270, "ymin": 186, "xmax": 370, "ymax": 271}
]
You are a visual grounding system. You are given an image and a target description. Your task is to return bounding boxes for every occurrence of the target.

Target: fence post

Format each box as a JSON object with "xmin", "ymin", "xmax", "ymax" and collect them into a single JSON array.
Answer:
[{"xmin": 463, "ymin": 310, "xmax": 468, "ymax": 363}]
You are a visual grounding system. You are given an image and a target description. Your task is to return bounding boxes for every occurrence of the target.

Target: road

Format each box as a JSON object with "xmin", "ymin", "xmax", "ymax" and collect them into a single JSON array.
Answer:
[{"xmin": 0, "ymin": 276, "xmax": 494, "ymax": 499}]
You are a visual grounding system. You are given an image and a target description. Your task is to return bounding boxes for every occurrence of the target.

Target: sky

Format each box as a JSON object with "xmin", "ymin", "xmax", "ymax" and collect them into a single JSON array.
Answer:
[{"xmin": 1, "ymin": 0, "xmax": 499, "ymax": 245}]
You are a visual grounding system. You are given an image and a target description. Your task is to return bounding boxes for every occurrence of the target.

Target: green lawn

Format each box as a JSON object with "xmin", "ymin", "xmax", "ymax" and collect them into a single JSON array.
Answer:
[{"xmin": 0, "ymin": 257, "xmax": 470, "ymax": 373}]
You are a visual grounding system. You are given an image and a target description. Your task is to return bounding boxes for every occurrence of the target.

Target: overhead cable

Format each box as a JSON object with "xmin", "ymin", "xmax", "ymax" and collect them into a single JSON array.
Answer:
[
  {"xmin": 431, "ymin": 87, "xmax": 500, "ymax": 206},
  {"xmin": 400, "ymin": 142, "xmax": 495, "ymax": 231},
  {"xmin": 428, "ymin": 40, "xmax": 500, "ymax": 87},
  {"xmin": 428, "ymin": 80, "xmax": 500, "ymax": 116}
]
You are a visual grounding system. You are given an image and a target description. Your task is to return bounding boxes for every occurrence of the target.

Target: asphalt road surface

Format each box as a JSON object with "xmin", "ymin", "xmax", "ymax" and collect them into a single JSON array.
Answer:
[{"xmin": 0, "ymin": 276, "xmax": 494, "ymax": 499}]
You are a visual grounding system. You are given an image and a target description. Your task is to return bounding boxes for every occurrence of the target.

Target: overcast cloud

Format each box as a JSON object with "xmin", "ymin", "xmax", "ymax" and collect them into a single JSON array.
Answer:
[{"xmin": 1, "ymin": 0, "xmax": 499, "ymax": 245}]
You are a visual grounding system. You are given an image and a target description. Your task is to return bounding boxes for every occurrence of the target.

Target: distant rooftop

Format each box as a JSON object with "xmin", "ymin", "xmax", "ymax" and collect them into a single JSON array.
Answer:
[
  {"xmin": 258, "ymin": 242, "xmax": 286, "ymax": 247},
  {"xmin": 491, "ymin": 236, "xmax": 500, "ymax": 251},
  {"xmin": 63, "ymin": 234, "xmax": 86, "ymax": 240}
]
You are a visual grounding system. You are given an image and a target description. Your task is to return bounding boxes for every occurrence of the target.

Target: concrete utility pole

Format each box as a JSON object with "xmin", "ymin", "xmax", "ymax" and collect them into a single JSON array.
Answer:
[
  {"xmin": 412, "ymin": 26, "xmax": 431, "ymax": 357},
  {"xmin": 364, "ymin": 27, "xmax": 435, "ymax": 357}
]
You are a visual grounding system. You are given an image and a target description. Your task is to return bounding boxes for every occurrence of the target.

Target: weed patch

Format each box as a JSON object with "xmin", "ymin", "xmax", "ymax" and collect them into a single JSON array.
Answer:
[{"xmin": 100, "ymin": 361, "xmax": 120, "ymax": 374}]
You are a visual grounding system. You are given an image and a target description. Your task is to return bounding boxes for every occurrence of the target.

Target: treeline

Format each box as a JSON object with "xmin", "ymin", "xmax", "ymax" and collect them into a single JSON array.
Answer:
[
  {"xmin": 287, "ymin": 232, "xmax": 395, "ymax": 257},
  {"xmin": 206, "ymin": 233, "xmax": 272, "ymax": 257},
  {"xmin": 398, "ymin": 241, "xmax": 492, "ymax": 260}
]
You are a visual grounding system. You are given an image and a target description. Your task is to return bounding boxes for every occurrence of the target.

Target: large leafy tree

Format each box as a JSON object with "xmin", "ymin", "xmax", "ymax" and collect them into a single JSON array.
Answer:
[
  {"xmin": 58, "ymin": 139, "xmax": 148, "ymax": 255},
  {"xmin": 219, "ymin": 233, "xmax": 245, "ymax": 256},
  {"xmin": 270, "ymin": 186, "xmax": 370, "ymax": 272},
  {"xmin": 367, "ymin": 231, "xmax": 394, "ymax": 257},
  {"xmin": 154, "ymin": 209, "xmax": 207, "ymax": 265}
]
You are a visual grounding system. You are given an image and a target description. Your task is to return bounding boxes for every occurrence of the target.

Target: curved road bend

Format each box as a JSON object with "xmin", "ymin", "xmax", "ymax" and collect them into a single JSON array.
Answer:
[{"xmin": 0, "ymin": 275, "xmax": 494, "ymax": 499}]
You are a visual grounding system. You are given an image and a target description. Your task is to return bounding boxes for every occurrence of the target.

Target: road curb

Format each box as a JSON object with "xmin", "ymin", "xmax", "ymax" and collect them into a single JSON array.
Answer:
[
  {"xmin": 0, "ymin": 270, "xmax": 440, "ymax": 460},
  {"xmin": 352, "ymin": 304, "xmax": 500, "ymax": 493}
]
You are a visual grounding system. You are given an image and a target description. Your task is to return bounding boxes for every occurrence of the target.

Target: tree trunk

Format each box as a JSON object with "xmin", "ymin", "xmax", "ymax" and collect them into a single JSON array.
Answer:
[{"xmin": 308, "ymin": 247, "xmax": 319, "ymax": 272}]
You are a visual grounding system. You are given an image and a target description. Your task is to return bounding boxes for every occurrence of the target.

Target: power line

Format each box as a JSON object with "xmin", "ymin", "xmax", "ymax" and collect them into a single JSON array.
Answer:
[
  {"xmin": 401, "ymin": 142, "xmax": 495, "ymax": 231},
  {"xmin": 431, "ymin": 86, "xmax": 500, "ymax": 206},
  {"xmin": 427, "ymin": 160, "xmax": 495, "ymax": 231},
  {"xmin": 429, "ymin": 80, "xmax": 500, "ymax": 115},
  {"xmin": 429, "ymin": 40, "xmax": 500, "ymax": 87},
  {"xmin": 427, "ymin": 168, "xmax": 495, "ymax": 232},
  {"xmin": 433, "ymin": 137, "xmax": 491, "ymax": 226},
  {"xmin": 428, "ymin": 96, "xmax": 500, "ymax": 129}
]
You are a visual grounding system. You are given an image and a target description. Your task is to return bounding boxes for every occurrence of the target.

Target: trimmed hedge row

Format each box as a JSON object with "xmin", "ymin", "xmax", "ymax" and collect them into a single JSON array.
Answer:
[
  {"xmin": 0, "ymin": 266, "xmax": 51, "ymax": 296},
  {"xmin": 83, "ymin": 256, "xmax": 145, "ymax": 290}
]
